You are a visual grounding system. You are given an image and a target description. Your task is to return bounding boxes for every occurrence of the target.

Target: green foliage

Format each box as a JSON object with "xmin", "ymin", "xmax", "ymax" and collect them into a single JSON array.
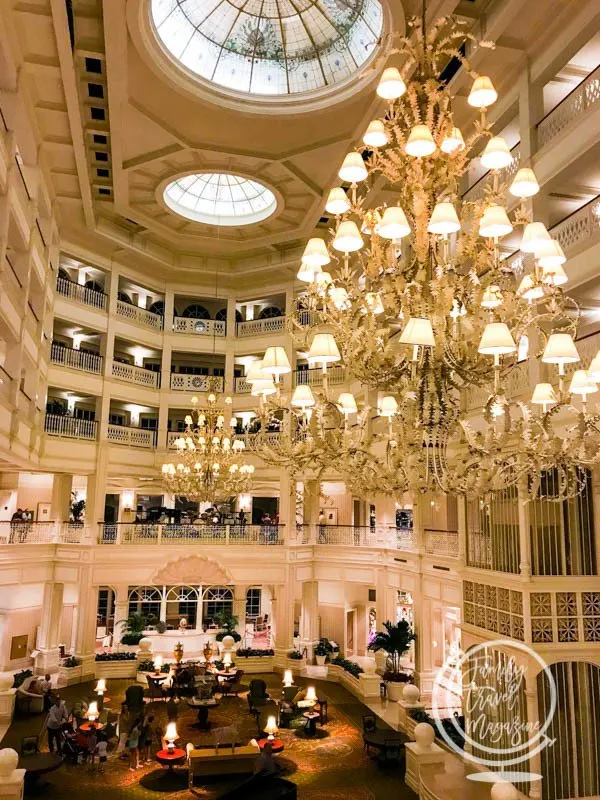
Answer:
[
  {"xmin": 288, "ymin": 650, "xmax": 304, "ymax": 660},
  {"xmin": 214, "ymin": 610, "xmax": 241, "ymax": 641},
  {"xmin": 62, "ymin": 657, "xmax": 81, "ymax": 668},
  {"xmin": 118, "ymin": 613, "xmax": 148, "ymax": 644},
  {"xmin": 368, "ymin": 619, "xmax": 415, "ymax": 676},
  {"xmin": 120, "ymin": 632, "xmax": 144, "ymax": 645},
  {"xmin": 331, "ymin": 656, "xmax": 363, "ymax": 678},
  {"xmin": 154, "ymin": 620, "xmax": 167, "ymax": 634},
  {"xmin": 314, "ymin": 637, "xmax": 333, "ymax": 658},
  {"xmin": 69, "ymin": 491, "xmax": 86, "ymax": 522},
  {"xmin": 236, "ymin": 648, "xmax": 274, "ymax": 657},
  {"xmin": 95, "ymin": 652, "xmax": 136, "ymax": 662},
  {"xmin": 12, "ymin": 668, "xmax": 33, "ymax": 688}
]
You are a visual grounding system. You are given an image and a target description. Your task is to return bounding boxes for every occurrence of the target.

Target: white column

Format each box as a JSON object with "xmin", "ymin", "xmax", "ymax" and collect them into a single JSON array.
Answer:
[
  {"xmin": 34, "ymin": 581, "xmax": 64, "ymax": 673},
  {"xmin": 233, "ymin": 585, "xmax": 247, "ymax": 638},
  {"xmin": 50, "ymin": 474, "xmax": 73, "ymax": 523},
  {"xmin": 73, "ymin": 567, "xmax": 98, "ymax": 680},
  {"xmin": 299, "ymin": 580, "xmax": 319, "ymax": 657},
  {"xmin": 272, "ymin": 575, "xmax": 295, "ymax": 660},
  {"xmin": 278, "ymin": 471, "xmax": 293, "ymax": 542},
  {"xmin": 225, "ymin": 297, "xmax": 236, "ymax": 396},
  {"xmin": 518, "ymin": 477, "xmax": 532, "ymax": 580},
  {"xmin": 525, "ymin": 685, "xmax": 542, "ymax": 799},
  {"xmin": 114, "ymin": 585, "xmax": 130, "ymax": 640}
]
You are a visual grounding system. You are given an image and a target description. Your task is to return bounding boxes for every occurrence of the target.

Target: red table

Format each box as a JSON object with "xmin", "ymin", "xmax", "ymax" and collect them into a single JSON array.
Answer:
[
  {"xmin": 156, "ymin": 748, "xmax": 187, "ymax": 770},
  {"xmin": 257, "ymin": 738, "xmax": 284, "ymax": 754},
  {"xmin": 78, "ymin": 722, "xmax": 104, "ymax": 733}
]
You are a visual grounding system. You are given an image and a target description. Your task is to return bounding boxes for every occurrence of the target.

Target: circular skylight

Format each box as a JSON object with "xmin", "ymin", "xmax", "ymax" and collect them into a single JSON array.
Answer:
[
  {"xmin": 150, "ymin": 0, "xmax": 383, "ymax": 97},
  {"xmin": 163, "ymin": 173, "xmax": 278, "ymax": 226}
]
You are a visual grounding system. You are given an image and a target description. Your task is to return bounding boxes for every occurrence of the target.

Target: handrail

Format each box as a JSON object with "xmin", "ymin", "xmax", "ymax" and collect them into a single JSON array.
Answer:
[
  {"xmin": 5, "ymin": 255, "xmax": 22, "ymax": 288},
  {"xmin": 537, "ymin": 62, "xmax": 600, "ymax": 127}
]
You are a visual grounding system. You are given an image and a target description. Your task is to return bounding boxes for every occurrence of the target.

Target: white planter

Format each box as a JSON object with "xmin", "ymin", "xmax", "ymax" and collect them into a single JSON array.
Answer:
[
  {"xmin": 315, "ymin": 655, "xmax": 327, "ymax": 666},
  {"xmin": 234, "ymin": 656, "xmax": 274, "ymax": 674},
  {"xmin": 59, "ymin": 664, "xmax": 83, "ymax": 686},
  {"xmin": 94, "ymin": 660, "xmax": 137, "ymax": 680},
  {"xmin": 386, "ymin": 681, "xmax": 405, "ymax": 702}
]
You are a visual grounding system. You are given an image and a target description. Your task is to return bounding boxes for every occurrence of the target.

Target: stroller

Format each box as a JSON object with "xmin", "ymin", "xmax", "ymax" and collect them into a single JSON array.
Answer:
[{"xmin": 62, "ymin": 729, "xmax": 87, "ymax": 764}]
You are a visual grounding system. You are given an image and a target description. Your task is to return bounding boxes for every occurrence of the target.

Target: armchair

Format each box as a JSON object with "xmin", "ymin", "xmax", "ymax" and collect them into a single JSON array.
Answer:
[
  {"xmin": 247, "ymin": 678, "xmax": 270, "ymax": 713},
  {"xmin": 16, "ymin": 677, "xmax": 45, "ymax": 714},
  {"xmin": 254, "ymin": 699, "xmax": 279, "ymax": 737}
]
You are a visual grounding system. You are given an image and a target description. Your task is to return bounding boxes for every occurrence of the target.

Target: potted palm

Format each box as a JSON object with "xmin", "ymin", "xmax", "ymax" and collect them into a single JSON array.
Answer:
[
  {"xmin": 118, "ymin": 613, "xmax": 148, "ymax": 650},
  {"xmin": 314, "ymin": 637, "xmax": 333, "ymax": 666},
  {"xmin": 368, "ymin": 620, "xmax": 415, "ymax": 702}
]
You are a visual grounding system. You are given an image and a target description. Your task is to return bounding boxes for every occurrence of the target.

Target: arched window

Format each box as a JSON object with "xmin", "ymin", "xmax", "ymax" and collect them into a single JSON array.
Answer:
[
  {"xmin": 165, "ymin": 585, "xmax": 198, "ymax": 629},
  {"xmin": 118, "ymin": 290, "xmax": 132, "ymax": 304},
  {"xmin": 258, "ymin": 305, "xmax": 283, "ymax": 320},
  {"xmin": 182, "ymin": 304, "xmax": 210, "ymax": 319},
  {"xmin": 202, "ymin": 586, "xmax": 233, "ymax": 628},
  {"xmin": 58, "ymin": 267, "xmax": 71, "ymax": 281},
  {"xmin": 245, "ymin": 588, "xmax": 261, "ymax": 620},
  {"xmin": 149, "ymin": 300, "xmax": 165, "ymax": 317},
  {"xmin": 128, "ymin": 586, "xmax": 162, "ymax": 620},
  {"xmin": 215, "ymin": 308, "xmax": 243, "ymax": 323},
  {"xmin": 85, "ymin": 279, "xmax": 104, "ymax": 293}
]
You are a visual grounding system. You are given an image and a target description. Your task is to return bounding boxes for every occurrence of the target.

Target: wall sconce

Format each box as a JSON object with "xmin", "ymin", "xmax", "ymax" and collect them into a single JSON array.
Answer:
[{"xmin": 122, "ymin": 490, "xmax": 135, "ymax": 510}]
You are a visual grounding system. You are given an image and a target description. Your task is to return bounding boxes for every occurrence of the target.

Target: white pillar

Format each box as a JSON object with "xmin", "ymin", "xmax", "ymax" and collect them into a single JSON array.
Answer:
[
  {"xmin": 35, "ymin": 581, "xmax": 64, "ymax": 674},
  {"xmin": 50, "ymin": 474, "xmax": 73, "ymax": 523},
  {"xmin": 73, "ymin": 567, "xmax": 98, "ymax": 680},
  {"xmin": 233, "ymin": 585, "xmax": 247, "ymax": 638},
  {"xmin": 299, "ymin": 580, "xmax": 319, "ymax": 657}
]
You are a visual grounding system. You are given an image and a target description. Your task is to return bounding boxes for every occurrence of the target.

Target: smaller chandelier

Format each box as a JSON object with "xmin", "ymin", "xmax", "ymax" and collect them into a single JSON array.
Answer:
[{"xmin": 161, "ymin": 390, "xmax": 254, "ymax": 504}]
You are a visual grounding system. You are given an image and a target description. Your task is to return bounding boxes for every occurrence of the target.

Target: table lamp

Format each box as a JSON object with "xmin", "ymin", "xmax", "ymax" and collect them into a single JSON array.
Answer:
[
  {"xmin": 94, "ymin": 678, "xmax": 106, "ymax": 710},
  {"xmin": 154, "ymin": 655, "xmax": 163, "ymax": 674},
  {"xmin": 87, "ymin": 701, "xmax": 99, "ymax": 723},
  {"xmin": 305, "ymin": 686, "xmax": 317, "ymax": 705},
  {"xmin": 283, "ymin": 669, "xmax": 294, "ymax": 688},
  {"xmin": 264, "ymin": 715, "xmax": 278, "ymax": 742},
  {"xmin": 165, "ymin": 721, "xmax": 178, "ymax": 753},
  {"xmin": 222, "ymin": 652, "xmax": 232, "ymax": 672}
]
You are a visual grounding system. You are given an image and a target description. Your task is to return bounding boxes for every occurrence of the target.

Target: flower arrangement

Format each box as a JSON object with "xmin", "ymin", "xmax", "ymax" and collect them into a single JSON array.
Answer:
[
  {"xmin": 95, "ymin": 652, "xmax": 136, "ymax": 661},
  {"xmin": 331, "ymin": 656, "xmax": 363, "ymax": 678}
]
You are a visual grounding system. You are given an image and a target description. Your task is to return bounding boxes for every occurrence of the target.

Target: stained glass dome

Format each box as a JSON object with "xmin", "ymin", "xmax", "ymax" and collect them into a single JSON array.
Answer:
[
  {"xmin": 163, "ymin": 173, "xmax": 278, "ymax": 226},
  {"xmin": 151, "ymin": 0, "xmax": 384, "ymax": 96}
]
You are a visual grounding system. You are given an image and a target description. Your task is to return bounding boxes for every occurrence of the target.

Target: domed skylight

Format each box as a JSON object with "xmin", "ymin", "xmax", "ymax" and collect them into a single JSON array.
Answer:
[
  {"xmin": 163, "ymin": 173, "xmax": 278, "ymax": 226},
  {"xmin": 151, "ymin": 0, "xmax": 383, "ymax": 97}
]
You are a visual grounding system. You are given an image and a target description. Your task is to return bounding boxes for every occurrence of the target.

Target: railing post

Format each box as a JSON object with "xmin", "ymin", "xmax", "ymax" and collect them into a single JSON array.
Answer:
[
  {"xmin": 115, "ymin": 524, "xmax": 121, "ymax": 545},
  {"xmin": 157, "ymin": 524, "xmax": 162, "ymax": 545},
  {"xmin": 225, "ymin": 524, "xmax": 230, "ymax": 545}
]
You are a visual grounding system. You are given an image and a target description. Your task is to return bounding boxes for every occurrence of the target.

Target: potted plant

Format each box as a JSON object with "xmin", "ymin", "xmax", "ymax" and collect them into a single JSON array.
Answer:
[
  {"xmin": 59, "ymin": 656, "xmax": 82, "ymax": 686},
  {"xmin": 314, "ymin": 637, "xmax": 333, "ymax": 666},
  {"xmin": 118, "ymin": 613, "xmax": 148, "ymax": 648},
  {"xmin": 214, "ymin": 610, "xmax": 241, "ymax": 643},
  {"xmin": 368, "ymin": 620, "xmax": 415, "ymax": 702}
]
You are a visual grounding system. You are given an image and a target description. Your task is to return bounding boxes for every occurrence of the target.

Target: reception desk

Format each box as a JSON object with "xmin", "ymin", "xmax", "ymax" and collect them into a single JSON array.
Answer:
[{"xmin": 145, "ymin": 630, "xmax": 218, "ymax": 658}]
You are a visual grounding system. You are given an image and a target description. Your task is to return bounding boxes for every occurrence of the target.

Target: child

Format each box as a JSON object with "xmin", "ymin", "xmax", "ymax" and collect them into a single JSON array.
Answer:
[
  {"xmin": 140, "ymin": 715, "xmax": 154, "ymax": 764},
  {"xmin": 86, "ymin": 724, "xmax": 98, "ymax": 768},
  {"xmin": 95, "ymin": 737, "xmax": 108, "ymax": 773},
  {"xmin": 128, "ymin": 722, "xmax": 141, "ymax": 771}
]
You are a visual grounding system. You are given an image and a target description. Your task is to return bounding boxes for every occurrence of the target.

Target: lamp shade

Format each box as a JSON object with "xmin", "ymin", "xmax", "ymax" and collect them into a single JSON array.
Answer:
[
  {"xmin": 305, "ymin": 686, "xmax": 317, "ymax": 703},
  {"xmin": 428, "ymin": 202, "xmax": 461, "ymax": 235},
  {"xmin": 440, "ymin": 127, "xmax": 465, "ymax": 154},
  {"xmin": 95, "ymin": 679, "xmax": 106, "ymax": 694},
  {"xmin": 297, "ymin": 260, "xmax": 321, "ymax": 283},
  {"xmin": 481, "ymin": 137, "xmax": 512, "ymax": 170},
  {"xmin": 283, "ymin": 669, "xmax": 294, "ymax": 687},
  {"xmin": 377, "ymin": 67, "xmax": 406, "ymax": 100},
  {"xmin": 363, "ymin": 120, "xmax": 389, "ymax": 148},
  {"xmin": 479, "ymin": 205, "xmax": 513, "ymax": 238},
  {"xmin": 325, "ymin": 187, "xmax": 350, "ymax": 216},
  {"xmin": 521, "ymin": 222, "xmax": 551, "ymax": 253},
  {"xmin": 400, "ymin": 317, "xmax": 435, "ymax": 347},
  {"xmin": 308, "ymin": 333, "xmax": 341, "ymax": 365},
  {"xmin": 165, "ymin": 722, "xmax": 177, "ymax": 745},
  {"xmin": 478, "ymin": 322, "xmax": 516, "ymax": 355},
  {"xmin": 517, "ymin": 274, "xmax": 544, "ymax": 301},
  {"xmin": 251, "ymin": 379, "xmax": 277, "ymax": 397},
  {"xmin": 481, "ymin": 285, "xmax": 503, "ymax": 309},
  {"xmin": 301, "ymin": 238, "xmax": 330, "ymax": 267},
  {"xmin": 264, "ymin": 715, "xmax": 278, "ymax": 737},
  {"xmin": 291, "ymin": 385, "xmax": 315, "ymax": 409},
  {"xmin": 541, "ymin": 262, "xmax": 568, "ymax": 286},
  {"xmin": 405, "ymin": 125, "xmax": 436, "ymax": 157},
  {"xmin": 365, "ymin": 292, "xmax": 384, "ymax": 314},
  {"xmin": 261, "ymin": 346, "xmax": 291, "ymax": 377},
  {"xmin": 379, "ymin": 395, "xmax": 398, "ymax": 417},
  {"xmin": 541, "ymin": 333, "xmax": 579, "ymax": 364},
  {"xmin": 589, "ymin": 351, "xmax": 600, "ymax": 381},
  {"xmin": 468, "ymin": 75, "xmax": 497, "ymax": 108},
  {"xmin": 338, "ymin": 152, "xmax": 368, "ymax": 184},
  {"xmin": 246, "ymin": 360, "xmax": 264, "ymax": 383},
  {"xmin": 329, "ymin": 286, "xmax": 350, "ymax": 310},
  {"xmin": 536, "ymin": 239, "xmax": 566, "ymax": 268},
  {"xmin": 154, "ymin": 655, "xmax": 163, "ymax": 670},
  {"xmin": 509, "ymin": 167, "xmax": 539, "ymax": 198},
  {"xmin": 337, "ymin": 392, "xmax": 357, "ymax": 414},
  {"xmin": 531, "ymin": 383, "xmax": 557, "ymax": 406},
  {"xmin": 87, "ymin": 701, "xmax": 99, "ymax": 720},
  {"xmin": 378, "ymin": 206, "xmax": 410, "ymax": 239},
  {"xmin": 333, "ymin": 220, "xmax": 363, "ymax": 253},
  {"xmin": 569, "ymin": 369, "xmax": 597, "ymax": 396},
  {"xmin": 314, "ymin": 271, "xmax": 332, "ymax": 290}
]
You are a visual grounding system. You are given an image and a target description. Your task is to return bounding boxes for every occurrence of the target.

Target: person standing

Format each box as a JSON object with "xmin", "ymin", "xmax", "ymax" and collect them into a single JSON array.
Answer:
[
  {"xmin": 95, "ymin": 737, "xmax": 108, "ymax": 773},
  {"xmin": 38, "ymin": 673, "xmax": 53, "ymax": 711},
  {"xmin": 128, "ymin": 720, "xmax": 142, "ymax": 771},
  {"xmin": 46, "ymin": 695, "xmax": 68, "ymax": 754},
  {"xmin": 86, "ymin": 724, "xmax": 97, "ymax": 768},
  {"xmin": 318, "ymin": 509, "xmax": 326, "ymax": 543}
]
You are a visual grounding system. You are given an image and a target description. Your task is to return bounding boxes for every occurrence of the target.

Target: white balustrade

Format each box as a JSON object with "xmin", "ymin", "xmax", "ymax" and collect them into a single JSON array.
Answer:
[
  {"xmin": 116, "ymin": 299, "xmax": 163, "ymax": 330},
  {"xmin": 50, "ymin": 342, "xmax": 103, "ymax": 374},
  {"xmin": 56, "ymin": 276, "xmax": 107, "ymax": 310},
  {"xmin": 236, "ymin": 316, "xmax": 286, "ymax": 337},
  {"xmin": 0, "ymin": 521, "xmax": 58, "ymax": 544},
  {"xmin": 235, "ymin": 376, "xmax": 252, "ymax": 393},
  {"xmin": 424, "ymin": 529, "xmax": 459, "ymax": 558},
  {"xmin": 293, "ymin": 365, "xmax": 345, "ymax": 387},
  {"xmin": 538, "ymin": 65, "xmax": 600, "ymax": 149},
  {"xmin": 173, "ymin": 317, "xmax": 226, "ymax": 336},
  {"xmin": 107, "ymin": 424, "xmax": 156, "ymax": 448},
  {"xmin": 170, "ymin": 374, "xmax": 224, "ymax": 392},
  {"xmin": 111, "ymin": 360, "xmax": 159, "ymax": 388},
  {"xmin": 236, "ymin": 431, "xmax": 281, "ymax": 451},
  {"xmin": 551, "ymin": 196, "xmax": 600, "ymax": 253},
  {"xmin": 44, "ymin": 413, "xmax": 97, "ymax": 440},
  {"xmin": 97, "ymin": 523, "xmax": 284, "ymax": 545}
]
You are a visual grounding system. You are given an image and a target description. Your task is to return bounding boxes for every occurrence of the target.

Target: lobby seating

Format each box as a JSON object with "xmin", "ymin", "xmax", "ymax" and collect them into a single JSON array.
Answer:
[
  {"xmin": 247, "ymin": 679, "xmax": 270, "ymax": 713},
  {"xmin": 254, "ymin": 699, "xmax": 280, "ymax": 736},
  {"xmin": 186, "ymin": 742, "xmax": 259, "ymax": 786},
  {"xmin": 16, "ymin": 678, "xmax": 45, "ymax": 714}
]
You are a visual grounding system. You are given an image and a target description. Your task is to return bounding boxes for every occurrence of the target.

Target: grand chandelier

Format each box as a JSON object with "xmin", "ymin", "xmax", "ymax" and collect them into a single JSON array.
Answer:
[
  {"xmin": 161, "ymin": 390, "xmax": 254, "ymax": 504},
  {"xmin": 247, "ymin": 14, "xmax": 600, "ymax": 501}
]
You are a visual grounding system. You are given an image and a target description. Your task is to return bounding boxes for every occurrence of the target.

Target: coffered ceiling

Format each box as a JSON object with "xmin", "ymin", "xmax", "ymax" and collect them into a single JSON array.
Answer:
[{"xmin": 1, "ymin": 0, "xmax": 592, "ymax": 284}]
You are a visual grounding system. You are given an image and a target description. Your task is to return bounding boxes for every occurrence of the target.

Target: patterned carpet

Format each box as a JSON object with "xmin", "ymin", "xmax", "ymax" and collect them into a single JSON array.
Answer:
[{"xmin": 4, "ymin": 674, "xmax": 415, "ymax": 800}]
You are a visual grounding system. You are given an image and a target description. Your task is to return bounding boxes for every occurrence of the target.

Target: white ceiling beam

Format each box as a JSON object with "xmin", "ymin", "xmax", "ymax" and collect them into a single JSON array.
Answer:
[{"xmin": 102, "ymin": 0, "xmax": 129, "ymax": 213}]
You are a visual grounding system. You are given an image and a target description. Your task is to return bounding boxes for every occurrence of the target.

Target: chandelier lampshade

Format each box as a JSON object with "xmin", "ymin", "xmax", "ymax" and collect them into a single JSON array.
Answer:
[
  {"xmin": 251, "ymin": 378, "xmax": 277, "ymax": 397},
  {"xmin": 291, "ymin": 385, "xmax": 315, "ymax": 409},
  {"xmin": 314, "ymin": 271, "xmax": 333, "ymax": 292},
  {"xmin": 480, "ymin": 137, "xmax": 512, "ymax": 170},
  {"xmin": 379, "ymin": 396, "xmax": 398, "ymax": 417},
  {"xmin": 521, "ymin": 222, "xmax": 551, "ymax": 253},
  {"xmin": 246, "ymin": 360, "xmax": 265, "ymax": 383},
  {"xmin": 377, "ymin": 67, "xmax": 407, "ymax": 100},
  {"xmin": 338, "ymin": 152, "xmax": 368, "ymax": 184},
  {"xmin": 405, "ymin": 125, "xmax": 436, "ymax": 157},
  {"xmin": 531, "ymin": 383, "xmax": 557, "ymax": 409},
  {"xmin": 363, "ymin": 120, "xmax": 389, "ymax": 148},
  {"xmin": 440, "ymin": 127, "xmax": 465, "ymax": 154},
  {"xmin": 510, "ymin": 167, "xmax": 540, "ymax": 198},
  {"xmin": 428, "ymin": 202, "xmax": 461, "ymax": 235},
  {"xmin": 399, "ymin": 317, "xmax": 435, "ymax": 347},
  {"xmin": 297, "ymin": 261, "xmax": 321, "ymax": 282},
  {"xmin": 308, "ymin": 333, "xmax": 341, "ymax": 366},
  {"xmin": 329, "ymin": 286, "xmax": 350, "ymax": 310},
  {"xmin": 569, "ymin": 370, "xmax": 597, "ymax": 397},
  {"xmin": 378, "ymin": 206, "xmax": 410, "ymax": 239},
  {"xmin": 365, "ymin": 292, "xmax": 384, "ymax": 314},
  {"xmin": 302, "ymin": 238, "xmax": 330, "ymax": 268},
  {"xmin": 478, "ymin": 322, "xmax": 516, "ymax": 355},
  {"xmin": 333, "ymin": 221, "xmax": 363, "ymax": 253},
  {"xmin": 261, "ymin": 346, "xmax": 291, "ymax": 378},
  {"xmin": 481, "ymin": 285, "xmax": 503, "ymax": 309},
  {"xmin": 588, "ymin": 351, "xmax": 600, "ymax": 381},
  {"xmin": 468, "ymin": 75, "xmax": 497, "ymax": 108},
  {"xmin": 535, "ymin": 239, "xmax": 566, "ymax": 268},
  {"xmin": 337, "ymin": 392, "xmax": 358, "ymax": 415},
  {"xmin": 479, "ymin": 205, "xmax": 513, "ymax": 239},
  {"xmin": 325, "ymin": 188, "xmax": 351, "ymax": 216},
  {"xmin": 517, "ymin": 274, "xmax": 544, "ymax": 302},
  {"xmin": 541, "ymin": 333, "xmax": 579, "ymax": 365},
  {"xmin": 541, "ymin": 262, "xmax": 568, "ymax": 286}
]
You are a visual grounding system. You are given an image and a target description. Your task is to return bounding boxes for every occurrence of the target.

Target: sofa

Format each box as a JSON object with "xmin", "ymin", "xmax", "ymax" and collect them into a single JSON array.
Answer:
[
  {"xmin": 187, "ymin": 742, "xmax": 259, "ymax": 786},
  {"xmin": 16, "ymin": 677, "xmax": 45, "ymax": 714}
]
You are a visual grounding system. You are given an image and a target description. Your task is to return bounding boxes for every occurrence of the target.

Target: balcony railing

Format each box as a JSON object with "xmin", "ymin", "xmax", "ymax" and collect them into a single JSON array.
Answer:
[
  {"xmin": 107, "ymin": 424, "xmax": 156, "ymax": 448},
  {"xmin": 170, "ymin": 374, "xmax": 224, "ymax": 392},
  {"xmin": 462, "ymin": 143, "xmax": 521, "ymax": 203},
  {"xmin": 293, "ymin": 365, "xmax": 345, "ymax": 387},
  {"xmin": 56, "ymin": 276, "xmax": 107, "ymax": 311},
  {"xmin": 424, "ymin": 529, "xmax": 459, "ymax": 559},
  {"xmin": 236, "ymin": 431, "xmax": 281, "ymax": 451},
  {"xmin": 173, "ymin": 317, "xmax": 226, "ymax": 336},
  {"xmin": 97, "ymin": 522, "xmax": 284, "ymax": 545},
  {"xmin": 234, "ymin": 376, "xmax": 252, "ymax": 393},
  {"xmin": 0, "ymin": 521, "xmax": 90, "ymax": 544},
  {"xmin": 50, "ymin": 342, "xmax": 103, "ymax": 374},
  {"xmin": 44, "ymin": 414, "xmax": 97, "ymax": 440},
  {"xmin": 236, "ymin": 316, "xmax": 286, "ymax": 337},
  {"xmin": 116, "ymin": 300, "xmax": 163, "ymax": 330},
  {"xmin": 464, "ymin": 359, "xmax": 530, "ymax": 410},
  {"xmin": 111, "ymin": 360, "xmax": 160, "ymax": 389},
  {"xmin": 537, "ymin": 63, "xmax": 600, "ymax": 149},
  {"xmin": 550, "ymin": 194, "xmax": 600, "ymax": 254}
]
